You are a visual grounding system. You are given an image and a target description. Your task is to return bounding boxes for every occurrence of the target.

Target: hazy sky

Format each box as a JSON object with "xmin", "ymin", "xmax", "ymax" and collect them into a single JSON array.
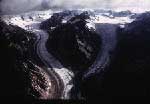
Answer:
[{"xmin": 1, "ymin": 0, "xmax": 150, "ymax": 14}]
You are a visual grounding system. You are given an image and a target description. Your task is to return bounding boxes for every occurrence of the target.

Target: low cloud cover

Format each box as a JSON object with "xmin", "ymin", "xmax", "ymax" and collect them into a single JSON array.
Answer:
[{"xmin": 1, "ymin": 0, "xmax": 150, "ymax": 14}]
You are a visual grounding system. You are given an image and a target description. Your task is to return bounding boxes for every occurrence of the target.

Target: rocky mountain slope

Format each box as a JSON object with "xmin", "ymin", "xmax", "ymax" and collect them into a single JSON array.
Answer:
[
  {"xmin": 0, "ymin": 19, "xmax": 53, "ymax": 99},
  {"xmin": 45, "ymin": 12, "xmax": 101, "ymax": 71}
]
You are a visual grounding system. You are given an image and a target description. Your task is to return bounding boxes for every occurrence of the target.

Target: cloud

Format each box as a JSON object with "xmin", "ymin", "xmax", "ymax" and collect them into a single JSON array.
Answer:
[
  {"xmin": 0, "ymin": 0, "xmax": 150, "ymax": 14},
  {"xmin": 0, "ymin": 0, "xmax": 43, "ymax": 14}
]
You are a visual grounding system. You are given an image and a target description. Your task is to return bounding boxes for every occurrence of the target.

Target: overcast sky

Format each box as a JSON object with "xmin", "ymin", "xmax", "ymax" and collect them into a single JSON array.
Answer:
[{"xmin": 1, "ymin": 0, "xmax": 150, "ymax": 14}]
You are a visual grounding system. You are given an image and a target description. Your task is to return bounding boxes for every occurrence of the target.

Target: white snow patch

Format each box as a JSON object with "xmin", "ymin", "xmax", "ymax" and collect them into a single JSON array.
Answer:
[
  {"xmin": 86, "ymin": 19, "xmax": 96, "ymax": 29},
  {"xmin": 62, "ymin": 20, "xmax": 67, "ymax": 23},
  {"xmin": 1, "ymin": 10, "xmax": 53, "ymax": 30},
  {"xmin": 91, "ymin": 15, "xmax": 134, "ymax": 25},
  {"xmin": 53, "ymin": 68, "xmax": 74, "ymax": 99}
]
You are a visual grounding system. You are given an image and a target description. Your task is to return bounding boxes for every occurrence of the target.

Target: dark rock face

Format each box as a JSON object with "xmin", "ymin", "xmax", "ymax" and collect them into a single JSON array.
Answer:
[
  {"xmin": 40, "ymin": 11, "xmax": 88, "ymax": 30},
  {"xmin": 81, "ymin": 12, "xmax": 150, "ymax": 99},
  {"xmin": 44, "ymin": 13, "xmax": 101, "ymax": 99},
  {"xmin": 46, "ymin": 13, "xmax": 101, "ymax": 71},
  {"xmin": 40, "ymin": 13, "xmax": 63, "ymax": 30},
  {"xmin": 0, "ymin": 19, "xmax": 51, "ymax": 99},
  {"xmin": 40, "ymin": 10, "xmax": 78, "ymax": 30}
]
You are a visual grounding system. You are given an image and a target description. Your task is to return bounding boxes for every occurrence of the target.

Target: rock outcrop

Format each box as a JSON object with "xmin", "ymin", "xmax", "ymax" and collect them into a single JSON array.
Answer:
[
  {"xmin": 0, "ymin": 19, "xmax": 51, "ymax": 99},
  {"xmin": 45, "ymin": 12, "xmax": 101, "ymax": 71}
]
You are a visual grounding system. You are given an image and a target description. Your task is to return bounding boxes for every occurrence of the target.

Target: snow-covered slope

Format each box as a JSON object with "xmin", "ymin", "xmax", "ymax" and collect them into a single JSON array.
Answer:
[
  {"xmin": 1, "ymin": 10, "xmax": 53, "ymax": 30},
  {"xmin": 1, "ymin": 9, "xmax": 137, "ymax": 29}
]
